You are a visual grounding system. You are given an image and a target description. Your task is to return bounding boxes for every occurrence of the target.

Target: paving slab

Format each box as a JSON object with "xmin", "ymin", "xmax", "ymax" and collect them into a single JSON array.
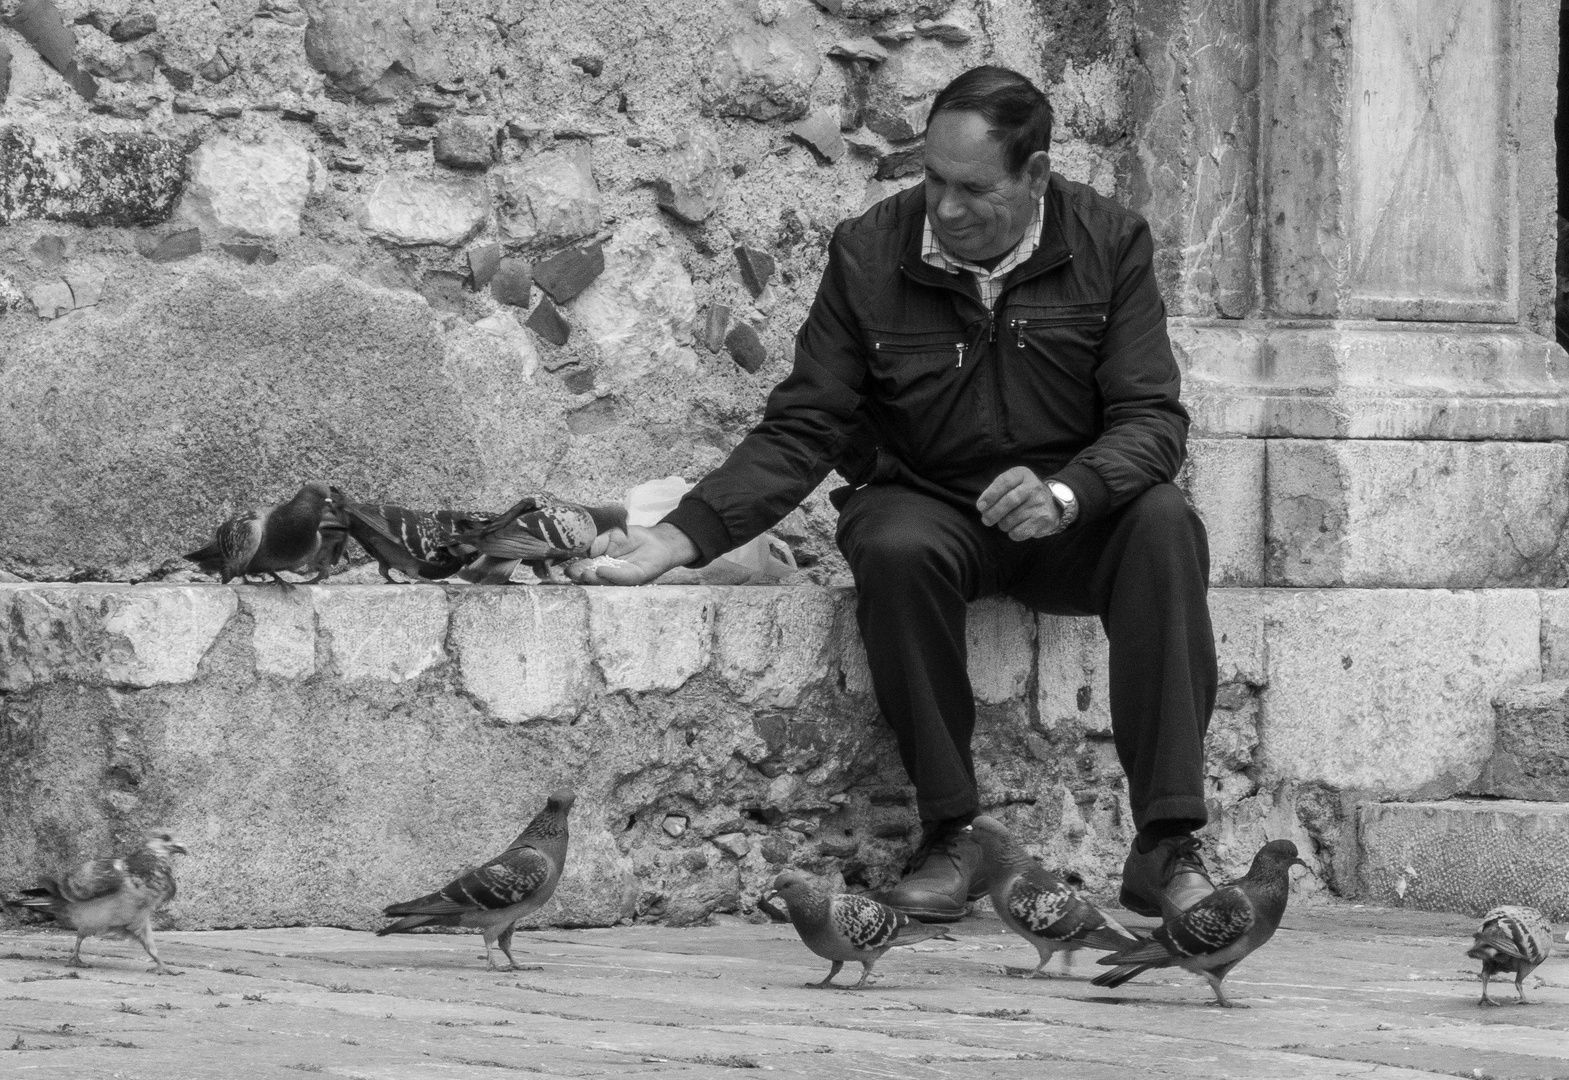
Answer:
[{"xmin": 3, "ymin": 902, "xmax": 1566, "ymax": 1079}]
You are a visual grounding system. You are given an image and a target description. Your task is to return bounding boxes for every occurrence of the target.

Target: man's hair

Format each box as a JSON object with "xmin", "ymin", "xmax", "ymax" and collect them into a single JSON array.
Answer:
[{"xmin": 927, "ymin": 66, "xmax": 1054, "ymax": 176}]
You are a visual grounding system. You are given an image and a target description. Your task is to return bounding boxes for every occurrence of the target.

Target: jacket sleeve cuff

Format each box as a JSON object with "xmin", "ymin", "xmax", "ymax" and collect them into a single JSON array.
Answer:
[
  {"xmin": 1045, "ymin": 462, "xmax": 1113, "ymax": 528},
  {"xmin": 659, "ymin": 497, "xmax": 733, "ymax": 568}
]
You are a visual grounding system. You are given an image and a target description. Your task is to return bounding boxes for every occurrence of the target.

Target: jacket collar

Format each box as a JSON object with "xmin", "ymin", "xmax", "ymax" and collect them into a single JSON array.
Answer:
[{"xmin": 898, "ymin": 175, "xmax": 1074, "ymax": 297}]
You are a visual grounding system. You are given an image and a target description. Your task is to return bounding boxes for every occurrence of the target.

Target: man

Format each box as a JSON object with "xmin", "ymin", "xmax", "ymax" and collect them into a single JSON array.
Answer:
[{"xmin": 571, "ymin": 66, "xmax": 1218, "ymax": 922}]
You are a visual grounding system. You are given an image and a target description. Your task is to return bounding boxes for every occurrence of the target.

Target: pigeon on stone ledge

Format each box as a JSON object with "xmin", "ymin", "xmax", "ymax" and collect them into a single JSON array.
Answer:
[
  {"xmin": 765, "ymin": 871, "xmax": 953, "ymax": 989},
  {"xmin": 1468, "ymin": 905, "xmax": 1554, "ymax": 1006},
  {"xmin": 298, "ymin": 488, "xmax": 351, "ymax": 583},
  {"xmin": 1092, "ymin": 839, "xmax": 1307, "ymax": 1007},
  {"xmin": 970, "ymin": 816, "xmax": 1142, "ymax": 978},
  {"xmin": 184, "ymin": 481, "xmax": 338, "ymax": 588},
  {"xmin": 452, "ymin": 493, "xmax": 627, "ymax": 583},
  {"xmin": 377, "ymin": 789, "xmax": 575, "ymax": 971},
  {"xmin": 4, "ymin": 831, "xmax": 189, "ymax": 974},
  {"xmin": 341, "ymin": 503, "xmax": 498, "ymax": 583}
]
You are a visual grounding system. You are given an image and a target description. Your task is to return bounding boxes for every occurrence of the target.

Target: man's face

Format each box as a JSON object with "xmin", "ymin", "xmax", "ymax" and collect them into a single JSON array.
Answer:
[{"xmin": 923, "ymin": 110, "xmax": 1049, "ymax": 264}]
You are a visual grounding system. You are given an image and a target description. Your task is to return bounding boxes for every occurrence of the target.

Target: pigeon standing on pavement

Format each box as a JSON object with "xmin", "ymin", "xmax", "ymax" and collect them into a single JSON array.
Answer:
[
  {"xmin": 377, "ymin": 789, "xmax": 575, "ymax": 971},
  {"xmin": 452, "ymin": 493, "xmax": 627, "ymax": 583},
  {"xmin": 4, "ymin": 832, "xmax": 189, "ymax": 974},
  {"xmin": 341, "ymin": 503, "xmax": 498, "ymax": 583},
  {"xmin": 185, "ymin": 482, "xmax": 338, "ymax": 587},
  {"xmin": 1468, "ymin": 905, "xmax": 1555, "ymax": 1006},
  {"xmin": 766, "ymin": 871, "xmax": 952, "ymax": 989},
  {"xmin": 970, "ymin": 816, "xmax": 1142, "ymax": 978},
  {"xmin": 1092, "ymin": 839, "xmax": 1308, "ymax": 1008}
]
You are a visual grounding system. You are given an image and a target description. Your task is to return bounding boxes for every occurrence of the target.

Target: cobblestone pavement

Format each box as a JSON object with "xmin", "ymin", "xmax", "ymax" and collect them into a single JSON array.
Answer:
[{"xmin": 2, "ymin": 903, "xmax": 1567, "ymax": 1079}]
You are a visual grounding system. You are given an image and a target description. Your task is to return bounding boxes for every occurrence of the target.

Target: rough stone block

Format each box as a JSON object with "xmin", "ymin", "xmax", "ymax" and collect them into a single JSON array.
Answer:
[
  {"xmin": 490, "ymin": 257, "xmax": 532, "ymax": 306},
  {"xmin": 0, "ymin": 126, "xmax": 185, "ymax": 226},
  {"xmin": 1266, "ymin": 440, "xmax": 1569, "ymax": 588},
  {"xmin": 573, "ymin": 221, "xmax": 697, "ymax": 385},
  {"xmin": 241, "ymin": 589, "xmax": 317, "ymax": 679},
  {"xmin": 182, "ymin": 135, "xmax": 311, "ymax": 241},
  {"xmin": 654, "ymin": 128, "xmax": 726, "ymax": 225},
  {"xmin": 29, "ymin": 279, "xmax": 72, "ymax": 318},
  {"xmin": 1540, "ymin": 589, "xmax": 1569, "ymax": 679},
  {"xmin": 450, "ymin": 588, "xmax": 593, "ymax": 723},
  {"xmin": 493, "ymin": 143, "xmax": 601, "ymax": 246},
  {"xmin": 531, "ymin": 241, "xmax": 604, "ymax": 304},
  {"xmin": 466, "ymin": 242, "xmax": 500, "ymax": 287},
  {"xmin": 1357, "ymin": 800, "xmax": 1569, "ymax": 918},
  {"xmin": 301, "ymin": 0, "xmax": 446, "ymax": 101},
  {"xmin": 788, "ymin": 108, "xmax": 846, "ymax": 163},
  {"xmin": 703, "ymin": 304, "xmax": 731, "ymax": 352},
  {"xmin": 1474, "ymin": 681, "xmax": 1569, "ymax": 800},
  {"xmin": 587, "ymin": 586, "xmax": 713, "ymax": 693},
  {"xmin": 724, "ymin": 322, "xmax": 766, "ymax": 373},
  {"xmin": 146, "ymin": 227, "xmax": 202, "ymax": 262},
  {"xmin": 65, "ymin": 272, "xmax": 104, "ymax": 308},
  {"xmin": 525, "ymin": 294, "xmax": 570, "ymax": 345},
  {"xmin": 702, "ymin": 16, "xmax": 819, "ymax": 121},
  {"xmin": 1259, "ymin": 590, "xmax": 1540, "ymax": 793},
  {"xmin": 362, "ymin": 174, "xmax": 489, "ymax": 246},
  {"xmin": 1036, "ymin": 614, "xmax": 1108, "ymax": 735},
  {"xmin": 966, "ymin": 597, "xmax": 1034, "ymax": 705},
  {"xmin": 734, "ymin": 245, "xmax": 775, "ymax": 297},
  {"xmin": 712, "ymin": 587, "xmax": 842, "ymax": 708},
  {"xmin": 1180, "ymin": 437, "xmax": 1264, "ymax": 586},
  {"xmin": 110, "ymin": 12, "xmax": 157, "ymax": 41},
  {"xmin": 433, "ymin": 116, "xmax": 496, "ymax": 170},
  {"xmin": 314, "ymin": 586, "xmax": 447, "ymax": 683}
]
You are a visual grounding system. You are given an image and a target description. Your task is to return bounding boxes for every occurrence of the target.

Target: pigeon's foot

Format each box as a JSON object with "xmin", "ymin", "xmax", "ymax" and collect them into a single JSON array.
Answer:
[
  {"xmin": 1207, "ymin": 999, "xmax": 1249, "ymax": 1009},
  {"xmin": 1478, "ymin": 995, "xmax": 1502, "ymax": 1007},
  {"xmin": 64, "ymin": 956, "xmax": 90, "ymax": 968},
  {"xmin": 152, "ymin": 965, "xmax": 183, "ymax": 976},
  {"xmin": 805, "ymin": 979, "xmax": 840, "ymax": 989}
]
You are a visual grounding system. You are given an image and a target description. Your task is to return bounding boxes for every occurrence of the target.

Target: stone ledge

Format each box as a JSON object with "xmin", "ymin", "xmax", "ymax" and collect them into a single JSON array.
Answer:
[
  {"xmin": 1357, "ymin": 800, "xmax": 1569, "ymax": 918},
  {"xmin": 0, "ymin": 583, "xmax": 1553, "ymax": 928}
]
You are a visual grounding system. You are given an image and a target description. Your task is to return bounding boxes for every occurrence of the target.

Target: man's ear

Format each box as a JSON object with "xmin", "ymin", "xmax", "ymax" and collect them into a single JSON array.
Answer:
[{"xmin": 1025, "ymin": 149, "xmax": 1051, "ymax": 196}]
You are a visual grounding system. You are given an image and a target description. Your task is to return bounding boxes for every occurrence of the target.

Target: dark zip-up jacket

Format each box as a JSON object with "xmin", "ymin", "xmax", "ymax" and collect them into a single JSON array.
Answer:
[{"xmin": 663, "ymin": 174, "xmax": 1189, "ymax": 563}]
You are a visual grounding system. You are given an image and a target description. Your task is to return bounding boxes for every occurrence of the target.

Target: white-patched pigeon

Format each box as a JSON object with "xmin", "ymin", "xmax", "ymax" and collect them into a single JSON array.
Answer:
[
  {"xmin": 341, "ymin": 503, "xmax": 498, "ymax": 583},
  {"xmin": 453, "ymin": 493, "xmax": 627, "ymax": 583},
  {"xmin": 1468, "ymin": 905, "xmax": 1555, "ymax": 1006},
  {"xmin": 767, "ymin": 871, "xmax": 952, "ymax": 989}
]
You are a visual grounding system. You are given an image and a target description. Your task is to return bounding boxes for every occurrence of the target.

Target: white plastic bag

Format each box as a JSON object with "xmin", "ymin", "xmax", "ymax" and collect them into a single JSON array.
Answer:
[{"xmin": 623, "ymin": 476, "xmax": 797, "ymax": 584}]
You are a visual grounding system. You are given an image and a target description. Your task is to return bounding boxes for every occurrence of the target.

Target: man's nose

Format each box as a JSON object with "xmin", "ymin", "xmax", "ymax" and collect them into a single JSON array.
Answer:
[{"xmin": 937, "ymin": 188, "xmax": 969, "ymax": 224}]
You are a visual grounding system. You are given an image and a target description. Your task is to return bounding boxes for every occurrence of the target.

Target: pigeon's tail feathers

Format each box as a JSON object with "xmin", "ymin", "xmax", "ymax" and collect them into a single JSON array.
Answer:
[
  {"xmin": 184, "ymin": 542, "xmax": 225, "ymax": 575},
  {"xmin": 1096, "ymin": 938, "xmax": 1173, "ymax": 967},
  {"xmin": 890, "ymin": 920, "xmax": 956, "ymax": 948},
  {"xmin": 1090, "ymin": 962, "xmax": 1156, "ymax": 989},
  {"xmin": 382, "ymin": 894, "xmax": 471, "ymax": 920},
  {"xmin": 376, "ymin": 912, "xmax": 461, "ymax": 935},
  {"xmin": 1080, "ymin": 925, "xmax": 1145, "ymax": 953},
  {"xmin": 1467, "ymin": 931, "xmax": 1523, "ymax": 963},
  {"xmin": 588, "ymin": 504, "xmax": 629, "ymax": 533},
  {"xmin": 456, "ymin": 556, "xmax": 519, "ymax": 584}
]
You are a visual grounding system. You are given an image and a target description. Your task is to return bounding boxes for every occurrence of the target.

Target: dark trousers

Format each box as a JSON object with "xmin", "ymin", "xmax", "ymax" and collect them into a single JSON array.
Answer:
[{"xmin": 835, "ymin": 482, "xmax": 1216, "ymax": 831}]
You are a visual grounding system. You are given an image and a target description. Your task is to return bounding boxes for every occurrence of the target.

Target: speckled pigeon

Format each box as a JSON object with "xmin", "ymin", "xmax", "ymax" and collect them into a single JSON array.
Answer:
[
  {"xmin": 1469, "ymin": 905, "xmax": 1555, "ymax": 1006},
  {"xmin": 184, "ymin": 481, "xmax": 338, "ymax": 587},
  {"xmin": 1092, "ymin": 839, "xmax": 1307, "ymax": 1007},
  {"xmin": 452, "ymin": 493, "xmax": 627, "ymax": 583},
  {"xmin": 970, "ymin": 816, "xmax": 1141, "ymax": 978},
  {"xmin": 377, "ymin": 789, "xmax": 575, "ymax": 971},
  {"xmin": 767, "ymin": 871, "xmax": 953, "ymax": 989},
  {"xmin": 341, "ymin": 503, "xmax": 498, "ymax": 583},
  {"xmin": 5, "ymin": 831, "xmax": 189, "ymax": 974}
]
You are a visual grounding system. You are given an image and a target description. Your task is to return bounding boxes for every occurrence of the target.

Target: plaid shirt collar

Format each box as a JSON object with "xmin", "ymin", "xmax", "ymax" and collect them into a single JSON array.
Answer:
[{"xmin": 920, "ymin": 199, "xmax": 1045, "ymax": 310}]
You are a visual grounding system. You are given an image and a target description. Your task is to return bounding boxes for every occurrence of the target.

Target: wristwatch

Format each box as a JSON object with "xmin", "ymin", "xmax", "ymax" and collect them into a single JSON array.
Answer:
[{"xmin": 1045, "ymin": 480, "xmax": 1078, "ymax": 532}]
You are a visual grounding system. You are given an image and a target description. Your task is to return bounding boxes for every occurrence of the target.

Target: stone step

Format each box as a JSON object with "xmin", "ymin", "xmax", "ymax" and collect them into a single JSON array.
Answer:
[
  {"xmin": 1356, "ymin": 799, "xmax": 1569, "ymax": 919},
  {"xmin": 1473, "ymin": 681, "xmax": 1569, "ymax": 801}
]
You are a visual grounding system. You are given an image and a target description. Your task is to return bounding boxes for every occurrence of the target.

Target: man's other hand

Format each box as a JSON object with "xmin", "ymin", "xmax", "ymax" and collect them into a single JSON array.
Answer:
[
  {"xmin": 977, "ymin": 467, "xmax": 1061, "ymax": 541},
  {"xmin": 565, "ymin": 522, "xmax": 699, "ymax": 585}
]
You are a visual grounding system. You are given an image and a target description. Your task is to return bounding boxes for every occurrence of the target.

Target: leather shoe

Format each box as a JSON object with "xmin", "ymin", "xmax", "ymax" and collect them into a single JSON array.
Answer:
[
  {"xmin": 1119, "ymin": 835, "xmax": 1215, "ymax": 918},
  {"xmin": 881, "ymin": 825, "xmax": 988, "ymax": 922}
]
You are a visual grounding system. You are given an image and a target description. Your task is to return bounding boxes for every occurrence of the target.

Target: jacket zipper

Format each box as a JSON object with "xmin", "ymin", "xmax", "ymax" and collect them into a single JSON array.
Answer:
[{"xmin": 1011, "ymin": 313, "xmax": 1106, "ymax": 345}]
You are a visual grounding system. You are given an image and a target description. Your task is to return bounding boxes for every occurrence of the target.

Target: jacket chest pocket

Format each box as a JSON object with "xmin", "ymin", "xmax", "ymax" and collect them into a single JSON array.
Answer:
[
  {"xmin": 864, "ymin": 335, "xmax": 976, "ymax": 463},
  {"xmin": 867, "ymin": 337, "xmax": 971, "ymax": 396},
  {"xmin": 1008, "ymin": 308, "xmax": 1105, "ymax": 386}
]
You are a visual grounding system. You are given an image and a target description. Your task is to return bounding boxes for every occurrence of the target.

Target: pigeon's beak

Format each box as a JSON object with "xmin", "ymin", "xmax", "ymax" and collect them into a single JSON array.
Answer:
[
  {"xmin": 172, "ymin": 842, "xmax": 190, "ymax": 856},
  {"xmin": 1291, "ymin": 857, "xmax": 1310, "ymax": 873},
  {"xmin": 759, "ymin": 888, "xmax": 777, "ymax": 904}
]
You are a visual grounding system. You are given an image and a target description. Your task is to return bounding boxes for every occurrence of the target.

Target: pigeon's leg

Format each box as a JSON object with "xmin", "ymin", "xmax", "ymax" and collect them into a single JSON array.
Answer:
[
  {"xmin": 808, "ymin": 961, "xmax": 844, "ymax": 988},
  {"xmin": 1204, "ymin": 973, "xmax": 1247, "ymax": 1009},
  {"xmin": 266, "ymin": 572, "xmax": 297, "ymax": 592},
  {"xmin": 495, "ymin": 924, "xmax": 519, "ymax": 972},
  {"xmin": 65, "ymin": 934, "xmax": 90, "ymax": 968},
  {"xmin": 130, "ymin": 925, "xmax": 180, "ymax": 976},
  {"xmin": 848, "ymin": 960, "xmax": 879, "ymax": 990},
  {"xmin": 1515, "ymin": 971, "xmax": 1535, "ymax": 1005},
  {"xmin": 528, "ymin": 561, "xmax": 550, "ymax": 582},
  {"xmin": 1478, "ymin": 970, "xmax": 1501, "ymax": 1007}
]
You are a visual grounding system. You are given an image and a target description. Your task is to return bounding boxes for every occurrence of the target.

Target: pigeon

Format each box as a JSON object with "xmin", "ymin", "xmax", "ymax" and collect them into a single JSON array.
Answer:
[
  {"xmin": 1468, "ymin": 905, "xmax": 1555, "ymax": 1006},
  {"xmin": 4, "ymin": 831, "xmax": 189, "ymax": 974},
  {"xmin": 341, "ymin": 503, "xmax": 499, "ymax": 583},
  {"xmin": 452, "ymin": 493, "xmax": 628, "ymax": 583},
  {"xmin": 298, "ymin": 488, "xmax": 351, "ymax": 583},
  {"xmin": 1092, "ymin": 839, "xmax": 1307, "ymax": 1008},
  {"xmin": 765, "ymin": 871, "xmax": 953, "ymax": 989},
  {"xmin": 185, "ymin": 482, "xmax": 338, "ymax": 588},
  {"xmin": 377, "ymin": 788, "xmax": 575, "ymax": 971},
  {"xmin": 969, "ymin": 816, "xmax": 1142, "ymax": 978}
]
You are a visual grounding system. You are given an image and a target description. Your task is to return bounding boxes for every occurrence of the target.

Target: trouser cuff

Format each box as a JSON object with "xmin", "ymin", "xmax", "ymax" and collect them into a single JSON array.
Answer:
[{"xmin": 1134, "ymin": 796, "xmax": 1210, "ymax": 833}]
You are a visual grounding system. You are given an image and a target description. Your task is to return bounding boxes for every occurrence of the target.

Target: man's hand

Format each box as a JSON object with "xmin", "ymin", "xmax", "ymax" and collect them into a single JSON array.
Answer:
[
  {"xmin": 977, "ymin": 467, "xmax": 1061, "ymax": 541},
  {"xmin": 565, "ymin": 522, "xmax": 699, "ymax": 585}
]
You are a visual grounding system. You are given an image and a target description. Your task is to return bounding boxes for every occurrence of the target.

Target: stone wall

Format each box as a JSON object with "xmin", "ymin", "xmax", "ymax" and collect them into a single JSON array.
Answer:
[{"xmin": 3, "ymin": 580, "xmax": 1551, "ymax": 928}]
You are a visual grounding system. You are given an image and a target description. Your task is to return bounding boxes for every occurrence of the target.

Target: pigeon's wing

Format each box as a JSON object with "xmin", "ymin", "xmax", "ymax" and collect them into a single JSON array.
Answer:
[
  {"xmin": 1005, "ymin": 867, "xmax": 1137, "ymax": 951},
  {"xmin": 57, "ymin": 858, "xmax": 131, "ymax": 904},
  {"xmin": 1477, "ymin": 907, "xmax": 1555, "ymax": 965},
  {"xmin": 388, "ymin": 845, "xmax": 554, "ymax": 917},
  {"xmin": 215, "ymin": 512, "xmax": 263, "ymax": 576},
  {"xmin": 466, "ymin": 505, "xmax": 598, "ymax": 562},
  {"xmin": 829, "ymin": 893, "xmax": 904, "ymax": 952},
  {"xmin": 1098, "ymin": 886, "xmax": 1255, "ymax": 967}
]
